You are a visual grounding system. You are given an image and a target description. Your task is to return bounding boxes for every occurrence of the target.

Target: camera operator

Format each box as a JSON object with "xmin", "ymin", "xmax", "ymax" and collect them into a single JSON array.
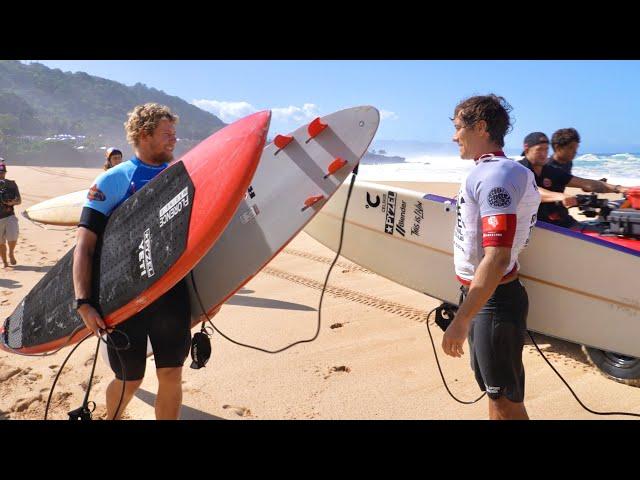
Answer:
[
  {"xmin": 0, "ymin": 161, "xmax": 21, "ymax": 267},
  {"xmin": 517, "ymin": 133, "xmax": 628, "ymax": 229}
]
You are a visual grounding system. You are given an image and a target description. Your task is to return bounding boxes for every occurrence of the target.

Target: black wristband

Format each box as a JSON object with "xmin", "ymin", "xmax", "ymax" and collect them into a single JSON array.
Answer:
[{"xmin": 73, "ymin": 298, "xmax": 94, "ymax": 310}]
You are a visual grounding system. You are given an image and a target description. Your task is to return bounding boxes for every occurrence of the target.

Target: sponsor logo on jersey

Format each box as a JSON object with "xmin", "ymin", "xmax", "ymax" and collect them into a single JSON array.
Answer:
[
  {"xmin": 487, "ymin": 187, "xmax": 512, "ymax": 208},
  {"xmin": 246, "ymin": 185, "xmax": 256, "ymax": 199},
  {"xmin": 87, "ymin": 185, "xmax": 106, "ymax": 202},
  {"xmin": 159, "ymin": 187, "xmax": 189, "ymax": 228},
  {"xmin": 543, "ymin": 178, "xmax": 552, "ymax": 188},
  {"xmin": 483, "ymin": 215, "xmax": 508, "ymax": 231},
  {"xmin": 138, "ymin": 228, "xmax": 155, "ymax": 278},
  {"xmin": 525, "ymin": 213, "xmax": 537, "ymax": 247}
]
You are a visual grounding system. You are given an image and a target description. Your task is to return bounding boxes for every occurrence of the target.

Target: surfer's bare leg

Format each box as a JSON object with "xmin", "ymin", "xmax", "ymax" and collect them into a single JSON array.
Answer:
[
  {"xmin": 8, "ymin": 240, "xmax": 17, "ymax": 265},
  {"xmin": 106, "ymin": 378, "xmax": 143, "ymax": 420},
  {"xmin": 155, "ymin": 367, "xmax": 182, "ymax": 420},
  {"xmin": 489, "ymin": 396, "xmax": 529, "ymax": 420},
  {"xmin": 0, "ymin": 243, "xmax": 7, "ymax": 267}
]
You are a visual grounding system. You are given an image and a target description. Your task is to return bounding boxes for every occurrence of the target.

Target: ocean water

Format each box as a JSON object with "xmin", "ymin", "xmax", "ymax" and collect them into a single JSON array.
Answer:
[{"xmin": 359, "ymin": 152, "xmax": 640, "ymax": 186}]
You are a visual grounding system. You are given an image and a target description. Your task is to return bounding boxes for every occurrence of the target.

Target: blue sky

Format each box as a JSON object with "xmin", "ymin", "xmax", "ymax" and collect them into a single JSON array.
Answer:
[{"xmin": 25, "ymin": 60, "xmax": 640, "ymax": 153}]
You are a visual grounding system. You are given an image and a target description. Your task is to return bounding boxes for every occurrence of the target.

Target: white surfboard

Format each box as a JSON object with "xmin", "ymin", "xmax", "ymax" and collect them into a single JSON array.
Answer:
[
  {"xmin": 187, "ymin": 106, "xmax": 379, "ymax": 323},
  {"xmin": 99, "ymin": 106, "xmax": 380, "ymax": 365},
  {"xmin": 304, "ymin": 179, "xmax": 640, "ymax": 358},
  {"xmin": 23, "ymin": 189, "xmax": 87, "ymax": 226}
]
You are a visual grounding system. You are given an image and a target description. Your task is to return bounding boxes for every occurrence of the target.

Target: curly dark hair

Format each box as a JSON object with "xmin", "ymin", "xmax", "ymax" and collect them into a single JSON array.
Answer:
[
  {"xmin": 551, "ymin": 128, "xmax": 580, "ymax": 151},
  {"xmin": 451, "ymin": 94, "xmax": 513, "ymax": 148}
]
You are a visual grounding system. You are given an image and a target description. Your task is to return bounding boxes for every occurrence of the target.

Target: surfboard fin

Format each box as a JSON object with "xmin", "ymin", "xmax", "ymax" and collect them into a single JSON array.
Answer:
[
  {"xmin": 274, "ymin": 134, "xmax": 294, "ymax": 151},
  {"xmin": 305, "ymin": 117, "xmax": 328, "ymax": 143},
  {"xmin": 324, "ymin": 158, "xmax": 348, "ymax": 178},
  {"xmin": 301, "ymin": 194, "xmax": 325, "ymax": 211}
]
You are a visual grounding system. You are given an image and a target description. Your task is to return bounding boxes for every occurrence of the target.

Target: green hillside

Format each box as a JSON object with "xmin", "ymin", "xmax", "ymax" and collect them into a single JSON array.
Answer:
[{"xmin": 0, "ymin": 61, "xmax": 226, "ymax": 166}]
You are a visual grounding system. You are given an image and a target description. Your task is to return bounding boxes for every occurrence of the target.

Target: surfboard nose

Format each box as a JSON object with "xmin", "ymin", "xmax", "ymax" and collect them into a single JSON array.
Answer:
[
  {"xmin": 205, "ymin": 110, "xmax": 271, "ymax": 148},
  {"xmin": 243, "ymin": 110, "xmax": 272, "ymax": 140},
  {"xmin": 361, "ymin": 105, "xmax": 380, "ymax": 130}
]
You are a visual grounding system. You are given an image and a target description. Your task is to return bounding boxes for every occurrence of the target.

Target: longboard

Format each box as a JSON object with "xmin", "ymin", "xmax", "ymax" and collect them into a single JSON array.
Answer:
[
  {"xmin": 305, "ymin": 180, "xmax": 640, "ymax": 358},
  {"xmin": 23, "ymin": 189, "xmax": 87, "ymax": 226}
]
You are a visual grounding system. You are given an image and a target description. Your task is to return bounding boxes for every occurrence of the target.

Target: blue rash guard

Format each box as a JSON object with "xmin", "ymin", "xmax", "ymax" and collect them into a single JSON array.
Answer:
[{"xmin": 79, "ymin": 156, "xmax": 168, "ymax": 235}]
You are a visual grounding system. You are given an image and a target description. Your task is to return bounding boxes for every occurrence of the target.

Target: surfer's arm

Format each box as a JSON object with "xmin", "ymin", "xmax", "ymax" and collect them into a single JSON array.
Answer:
[
  {"xmin": 73, "ymin": 226, "xmax": 97, "ymax": 300},
  {"xmin": 74, "ymin": 208, "xmax": 108, "ymax": 335},
  {"xmin": 442, "ymin": 247, "xmax": 511, "ymax": 358}
]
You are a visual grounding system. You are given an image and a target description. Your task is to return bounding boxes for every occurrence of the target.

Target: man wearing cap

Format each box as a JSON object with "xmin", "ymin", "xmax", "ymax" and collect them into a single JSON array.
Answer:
[
  {"xmin": 0, "ymin": 161, "xmax": 21, "ymax": 268},
  {"xmin": 103, "ymin": 147, "xmax": 123, "ymax": 170},
  {"xmin": 518, "ymin": 132, "xmax": 628, "ymax": 228}
]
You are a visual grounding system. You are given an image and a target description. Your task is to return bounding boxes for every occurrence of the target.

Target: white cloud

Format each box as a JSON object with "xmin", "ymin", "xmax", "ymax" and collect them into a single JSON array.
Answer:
[
  {"xmin": 272, "ymin": 103, "xmax": 320, "ymax": 123},
  {"xmin": 192, "ymin": 99, "xmax": 258, "ymax": 123},
  {"xmin": 192, "ymin": 99, "xmax": 321, "ymax": 124},
  {"xmin": 380, "ymin": 110, "xmax": 399, "ymax": 121}
]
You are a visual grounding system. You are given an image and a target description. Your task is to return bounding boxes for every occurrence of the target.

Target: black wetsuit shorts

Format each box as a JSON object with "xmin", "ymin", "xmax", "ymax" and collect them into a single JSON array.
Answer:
[
  {"xmin": 106, "ymin": 279, "xmax": 191, "ymax": 381},
  {"xmin": 466, "ymin": 279, "xmax": 528, "ymax": 403}
]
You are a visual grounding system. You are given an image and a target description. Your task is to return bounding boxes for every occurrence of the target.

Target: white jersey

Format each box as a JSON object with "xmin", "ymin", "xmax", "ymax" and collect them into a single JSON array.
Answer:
[{"xmin": 453, "ymin": 154, "xmax": 541, "ymax": 285}]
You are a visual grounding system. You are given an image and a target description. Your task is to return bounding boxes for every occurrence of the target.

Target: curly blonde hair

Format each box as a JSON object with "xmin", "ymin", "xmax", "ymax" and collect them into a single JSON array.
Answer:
[{"xmin": 124, "ymin": 103, "xmax": 179, "ymax": 146}]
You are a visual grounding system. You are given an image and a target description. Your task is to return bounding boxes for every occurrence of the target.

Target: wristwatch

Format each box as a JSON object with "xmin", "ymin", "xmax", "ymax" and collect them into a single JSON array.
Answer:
[{"xmin": 73, "ymin": 298, "xmax": 93, "ymax": 310}]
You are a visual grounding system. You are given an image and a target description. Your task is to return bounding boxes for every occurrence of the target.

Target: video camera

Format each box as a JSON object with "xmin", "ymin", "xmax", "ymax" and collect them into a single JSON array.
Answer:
[
  {"xmin": 575, "ymin": 193, "xmax": 613, "ymax": 219},
  {"xmin": 574, "ymin": 192, "xmax": 640, "ymax": 239},
  {"xmin": 0, "ymin": 179, "xmax": 14, "ymax": 204}
]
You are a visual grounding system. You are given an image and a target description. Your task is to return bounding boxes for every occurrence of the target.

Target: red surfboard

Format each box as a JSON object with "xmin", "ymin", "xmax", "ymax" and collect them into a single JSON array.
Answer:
[{"xmin": 2, "ymin": 111, "xmax": 271, "ymax": 354}]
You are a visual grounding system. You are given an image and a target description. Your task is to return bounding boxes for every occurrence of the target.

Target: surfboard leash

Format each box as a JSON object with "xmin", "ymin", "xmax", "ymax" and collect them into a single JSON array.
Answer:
[
  {"xmin": 189, "ymin": 164, "xmax": 360, "ymax": 355},
  {"xmin": 44, "ymin": 328, "xmax": 130, "ymax": 421},
  {"xmin": 424, "ymin": 305, "xmax": 486, "ymax": 405},
  {"xmin": 526, "ymin": 331, "xmax": 640, "ymax": 418},
  {"xmin": 425, "ymin": 302, "xmax": 640, "ymax": 417},
  {"xmin": 2, "ymin": 318, "xmax": 130, "ymax": 419}
]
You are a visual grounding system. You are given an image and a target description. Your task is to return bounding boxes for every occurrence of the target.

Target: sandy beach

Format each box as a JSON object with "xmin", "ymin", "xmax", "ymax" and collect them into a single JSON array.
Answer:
[{"xmin": 1, "ymin": 165, "xmax": 639, "ymax": 420}]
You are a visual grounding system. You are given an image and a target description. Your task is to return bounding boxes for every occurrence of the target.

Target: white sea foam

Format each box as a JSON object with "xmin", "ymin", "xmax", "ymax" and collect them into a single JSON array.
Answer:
[{"xmin": 360, "ymin": 152, "xmax": 640, "ymax": 185}]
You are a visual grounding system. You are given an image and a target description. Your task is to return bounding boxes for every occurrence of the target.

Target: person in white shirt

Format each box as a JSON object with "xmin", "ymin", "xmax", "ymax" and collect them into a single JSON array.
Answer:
[{"xmin": 443, "ymin": 94, "xmax": 540, "ymax": 420}]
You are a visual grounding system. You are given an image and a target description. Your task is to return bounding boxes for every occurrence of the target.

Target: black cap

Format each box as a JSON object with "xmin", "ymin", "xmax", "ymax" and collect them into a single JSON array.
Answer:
[{"xmin": 521, "ymin": 132, "xmax": 549, "ymax": 156}]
